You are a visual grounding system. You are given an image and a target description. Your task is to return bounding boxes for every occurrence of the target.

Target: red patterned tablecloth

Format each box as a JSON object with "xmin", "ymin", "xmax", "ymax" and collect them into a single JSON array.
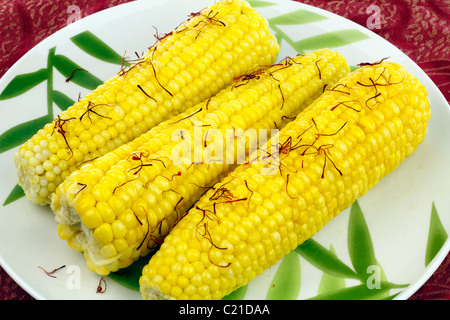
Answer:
[{"xmin": 0, "ymin": 0, "xmax": 449, "ymax": 300}]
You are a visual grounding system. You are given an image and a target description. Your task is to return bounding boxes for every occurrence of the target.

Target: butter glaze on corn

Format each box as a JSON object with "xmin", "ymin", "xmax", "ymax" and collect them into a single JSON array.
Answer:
[
  {"xmin": 51, "ymin": 49, "xmax": 350, "ymax": 275},
  {"xmin": 14, "ymin": 0, "xmax": 279, "ymax": 205},
  {"xmin": 139, "ymin": 62, "xmax": 431, "ymax": 300}
]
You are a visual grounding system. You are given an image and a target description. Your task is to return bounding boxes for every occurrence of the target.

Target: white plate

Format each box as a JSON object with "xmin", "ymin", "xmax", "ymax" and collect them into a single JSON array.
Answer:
[{"xmin": 0, "ymin": 0, "xmax": 449, "ymax": 300}]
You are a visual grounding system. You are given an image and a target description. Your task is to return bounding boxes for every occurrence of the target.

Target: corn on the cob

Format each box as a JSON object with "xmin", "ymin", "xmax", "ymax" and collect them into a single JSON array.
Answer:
[
  {"xmin": 139, "ymin": 61, "xmax": 431, "ymax": 300},
  {"xmin": 51, "ymin": 49, "xmax": 350, "ymax": 275},
  {"xmin": 13, "ymin": 0, "xmax": 279, "ymax": 206}
]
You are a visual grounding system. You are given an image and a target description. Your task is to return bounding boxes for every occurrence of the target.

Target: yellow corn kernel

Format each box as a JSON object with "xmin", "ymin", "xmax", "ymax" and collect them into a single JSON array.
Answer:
[
  {"xmin": 81, "ymin": 208, "xmax": 103, "ymax": 229},
  {"xmin": 96, "ymin": 202, "xmax": 116, "ymax": 224},
  {"xmin": 57, "ymin": 224, "xmax": 76, "ymax": 241},
  {"xmin": 93, "ymin": 223, "xmax": 114, "ymax": 244},
  {"xmin": 100, "ymin": 243, "xmax": 117, "ymax": 259},
  {"xmin": 113, "ymin": 238, "xmax": 129, "ymax": 253},
  {"xmin": 111, "ymin": 220, "xmax": 127, "ymax": 239},
  {"xmin": 14, "ymin": 0, "xmax": 280, "ymax": 206},
  {"xmin": 74, "ymin": 194, "xmax": 96, "ymax": 216},
  {"xmin": 139, "ymin": 61, "xmax": 431, "ymax": 300},
  {"xmin": 52, "ymin": 49, "xmax": 351, "ymax": 275},
  {"xmin": 66, "ymin": 235, "xmax": 83, "ymax": 252}
]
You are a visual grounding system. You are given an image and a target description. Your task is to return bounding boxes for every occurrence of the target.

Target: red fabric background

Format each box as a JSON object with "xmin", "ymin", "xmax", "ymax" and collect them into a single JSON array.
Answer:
[{"xmin": 0, "ymin": 0, "xmax": 448, "ymax": 300}]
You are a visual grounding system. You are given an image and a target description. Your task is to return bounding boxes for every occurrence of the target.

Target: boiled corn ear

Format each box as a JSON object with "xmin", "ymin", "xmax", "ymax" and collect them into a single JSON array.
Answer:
[
  {"xmin": 51, "ymin": 49, "xmax": 350, "ymax": 275},
  {"xmin": 14, "ymin": 0, "xmax": 279, "ymax": 205},
  {"xmin": 139, "ymin": 61, "xmax": 431, "ymax": 300}
]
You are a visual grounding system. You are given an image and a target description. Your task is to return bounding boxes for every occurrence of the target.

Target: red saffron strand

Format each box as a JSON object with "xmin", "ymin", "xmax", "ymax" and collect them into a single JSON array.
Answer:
[
  {"xmin": 315, "ymin": 59, "xmax": 322, "ymax": 79},
  {"xmin": 357, "ymin": 57, "xmax": 390, "ymax": 67},
  {"xmin": 137, "ymin": 207, "xmax": 150, "ymax": 250},
  {"xmin": 330, "ymin": 99, "xmax": 364, "ymax": 112},
  {"xmin": 76, "ymin": 183, "xmax": 87, "ymax": 195},
  {"xmin": 149, "ymin": 60, "xmax": 173, "ymax": 97},
  {"xmin": 325, "ymin": 83, "xmax": 351, "ymax": 95},
  {"xmin": 51, "ymin": 115, "xmax": 76, "ymax": 159},
  {"xmin": 66, "ymin": 68, "xmax": 85, "ymax": 82},
  {"xmin": 244, "ymin": 180, "xmax": 253, "ymax": 210},
  {"xmin": 169, "ymin": 107, "xmax": 203, "ymax": 125},
  {"xmin": 76, "ymin": 156, "xmax": 100, "ymax": 168},
  {"xmin": 96, "ymin": 277, "xmax": 107, "ymax": 293},
  {"xmin": 137, "ymin": 84, "xmax": 157, "ymax": 102},
  {"xmin": 38, "ymin": 265, "xmax": 66, "ymax": 278},
  {"xmin": 79, "ymin": 101, "xmax": 113, "ymax": 123},
  {"xmin": 174, "ymin": 196, "xmax": 185, "ymax": 219}
]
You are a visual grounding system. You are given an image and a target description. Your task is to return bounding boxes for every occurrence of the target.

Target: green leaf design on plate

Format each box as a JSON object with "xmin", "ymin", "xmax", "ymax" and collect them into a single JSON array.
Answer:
[
  {"xmin": 0, "ymin": 114, "xmax": 53, "ymax": 153},
  {"xmin": 266, "ymin": 7, "xmax": 369, "ymax": 55},
  {"xmin": 53, "ymin": 54, "xmax": 103, "ymax": 90},
  {"xmin": 267, "ymin": 9, "xmax": 328, "ymax": 50},
  {"xmin": 425, "ymin": 202, "xmax": 448, "ymax": 266},
  {"xmin": 0, "ymin": 68, "xmax": 48, "ymax": 100},
  {"xmin": 266, "ymin": 250, "xmax": 301, "ymax": 300},
  {"xmin": 268, "ymin": 9, "xmax": 327, "ymax": 26},
  {"xmin": 223, "ymin": 284, "xmax": 248, "ymax": 300},
  {"xmin": 3, "ymin": 184, "xmax": 25, "ymax": 206},
  {"xmin": 70, "ymin": 31, "xmax": 124, "ymax": 65},
  {"xmin": 52, "ymin": 90, "xmax": 76, "ymax": 111},
  {"xmin": 245, "ymin": 0, "xmax": 276, "ymax": 8},
  {"xmin": 347, "ymin": 200, "xmax": 377, "ymax": 281},
  {"xmin": 308, "ymin": 281, "xmax": 407, "ymax": 300},
  {"xmin": 316, "ymin": 245, "xmax": 347, "ymax": 295},
  {"xmin": 295, "ymin": 238, "xmax": 360, "ymax": 280},
  {"xmin": 292, "ymin": 29, "xmax": 370, "ymax": 52}
]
